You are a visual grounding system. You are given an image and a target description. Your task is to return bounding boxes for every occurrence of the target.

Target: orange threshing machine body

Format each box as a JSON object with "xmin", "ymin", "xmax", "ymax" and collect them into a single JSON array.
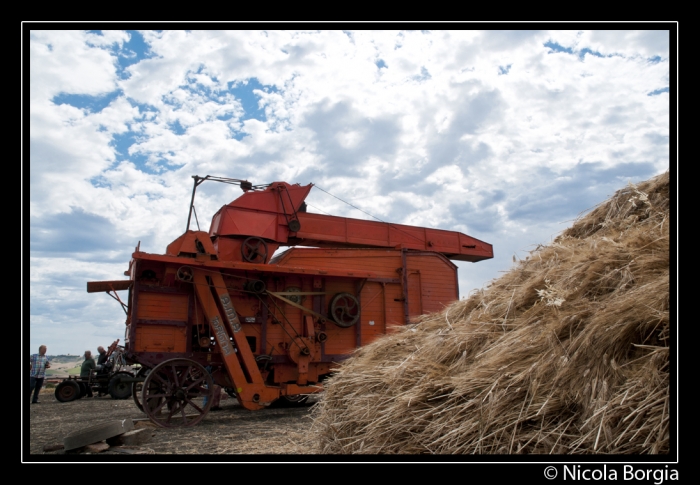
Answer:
[{"xmin": 88, "ymin": 177, "xmax": 493, "ymax": 427}]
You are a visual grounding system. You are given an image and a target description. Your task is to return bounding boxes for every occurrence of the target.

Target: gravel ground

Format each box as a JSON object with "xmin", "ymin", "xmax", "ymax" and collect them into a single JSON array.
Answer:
[{"xmin": 24, "ymin": 387, "xmax": 323, "ymax": 461}]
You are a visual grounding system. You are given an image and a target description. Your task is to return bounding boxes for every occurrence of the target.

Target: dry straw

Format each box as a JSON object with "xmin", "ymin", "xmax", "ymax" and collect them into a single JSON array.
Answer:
[{"xmin": 311, "ymin": 172, "xmax": 670, "ymax": 454}]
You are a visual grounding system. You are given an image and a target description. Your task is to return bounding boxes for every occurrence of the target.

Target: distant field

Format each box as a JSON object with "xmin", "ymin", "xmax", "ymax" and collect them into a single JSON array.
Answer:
[
  {"xmin": 45, "ymin": 365, "xmax": 82, "ymax": 376},
  {"xmin": 46, "ymin": 355, "xmax": 82, "ymax": 363},
  {"xmin": 40, "ymin": 356, "xmax": 83, "ymax": 377},
  {"xmin": 33, "ymin": 355, "xmax": 139, "ymax": 379}
]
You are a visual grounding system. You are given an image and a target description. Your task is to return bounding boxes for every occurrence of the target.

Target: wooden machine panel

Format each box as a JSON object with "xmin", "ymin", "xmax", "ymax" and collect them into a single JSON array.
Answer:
[
  {"xmin": 134, "ymin": 325, "xmax": 187, "ymax": 352},
  {"xmin": 273, "ymin": 248, "xmax": 403, "ymax": 279},
  {"xmin": 136, "ymin": 292, "xmax": 189, "ymax": 321},
  {"xmin": 406, "ymin": 252, "xmax": 458, "ymax": 316},
  {"xmin": 272, "ymin": 248, "xmax": 459, "ymax": 350},
  {"xmin": 133, "ymin": 291, "xmax": 189, "ymax": 353}
]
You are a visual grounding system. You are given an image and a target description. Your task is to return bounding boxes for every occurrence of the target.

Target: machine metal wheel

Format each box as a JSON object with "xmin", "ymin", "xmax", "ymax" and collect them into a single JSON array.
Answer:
[
  {"xmin": 271, "ymin": 394, "xmax": 309, "ymax": 408},
  {"xmin": 329, "ymin": 292, "xmax": 361, "ymax": 327},
  {"xmin": 282, "ymin": 394, "xmax": 309, "ymax": 405},
  {"xmin": 176, "ymin": 266, "xmax": 193, "ymax": 282},
  {"xmin": 241, "ymin": 237, "xmax": 268, "ymax": 263},
  {"xmin": 244, "ymin": 279, "xmax": 266, "ymax": 293},
  {"xmin": 132, "ymin": 366, "xmax": 150, "ymax": 412},
  {"xmin": 108, "ymin": 372, "xmax": 134, "ymax": 399},
  {"xmin": 141, "ymin": 358, "xmax": 213, "ymax": 428},
  {"xmin": 285, "ymin": 286, "xmax": 303, "ymax": 304},
  {"xmin": 55, "ymin": 380, "xmax": 81, "ymax": 402}
]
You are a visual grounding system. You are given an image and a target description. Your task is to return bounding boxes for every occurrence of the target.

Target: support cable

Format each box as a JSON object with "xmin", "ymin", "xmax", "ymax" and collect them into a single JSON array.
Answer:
[{"xmin": 313, "ymin": 184, "xmax": 427, "ymax": 245}]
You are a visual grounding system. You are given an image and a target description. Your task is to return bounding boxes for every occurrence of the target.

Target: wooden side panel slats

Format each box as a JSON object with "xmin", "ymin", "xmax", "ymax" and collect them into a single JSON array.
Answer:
[
  {"xmin": 359, "ymin": 282, "xmax": 386, "ymax": 346},
  {"xmin": 136, "ymin": 292, "xmax": 189, "ymax": 321},
  {"xmin": 134, "ymin": 325, "xmax": 187, "ymax": 352},
  {"xmin": 406, "ymin": 253, "xmax": 458, "ymax": 315}
]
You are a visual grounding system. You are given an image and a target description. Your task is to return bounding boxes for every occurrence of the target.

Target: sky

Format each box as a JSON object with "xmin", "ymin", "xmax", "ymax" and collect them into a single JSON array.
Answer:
[{"xmin": 26, "ymin": 28, "xmax": 674, "ymax": 356}]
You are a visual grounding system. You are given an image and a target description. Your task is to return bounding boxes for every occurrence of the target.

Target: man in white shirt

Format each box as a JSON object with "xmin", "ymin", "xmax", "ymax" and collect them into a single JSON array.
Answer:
[{"xmin": 29, "ymin": 345, "xmax": 51, "ymax": 404}]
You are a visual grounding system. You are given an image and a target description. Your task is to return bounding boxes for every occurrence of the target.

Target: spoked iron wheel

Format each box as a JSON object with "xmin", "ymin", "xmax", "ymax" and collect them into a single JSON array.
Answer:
[{"xmin": 141, "ymin": 358, "xmax": 213, "ymax": 428}]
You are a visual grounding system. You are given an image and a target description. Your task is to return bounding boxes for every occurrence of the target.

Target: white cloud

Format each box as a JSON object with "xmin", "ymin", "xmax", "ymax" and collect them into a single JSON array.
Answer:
[
  {"xmin": 586, "ymin": 30, "xmax": 670, "ymax": 58},
  {"xmin": 29, "ymin": 31, "xmax": 120, "ymax": 100},
  {"xmin": 27, "ymin": 27, "xmax": 673, "ymax": 353}
]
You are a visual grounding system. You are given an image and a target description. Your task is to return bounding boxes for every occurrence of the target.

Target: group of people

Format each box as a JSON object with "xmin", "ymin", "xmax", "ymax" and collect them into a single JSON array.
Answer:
[
  {"xmin": 30, "ymin": 345, "xmax": 222, "ymax": 408},
  {"xmin": 28, "ymin": 344, "xmax": 110, "ymax": 403}
]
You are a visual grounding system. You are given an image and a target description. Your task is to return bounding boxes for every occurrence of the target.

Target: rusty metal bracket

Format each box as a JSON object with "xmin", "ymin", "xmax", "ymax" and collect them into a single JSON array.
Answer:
[{"xmin": 107, "ymin": 285, "xmax": 129, "ymax": 315}]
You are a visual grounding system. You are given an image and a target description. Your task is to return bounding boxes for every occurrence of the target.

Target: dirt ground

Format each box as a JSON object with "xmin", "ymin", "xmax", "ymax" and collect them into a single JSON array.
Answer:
[{"xmin": 24, "ymin": 387, "xmax": 323, "ymax": 460}]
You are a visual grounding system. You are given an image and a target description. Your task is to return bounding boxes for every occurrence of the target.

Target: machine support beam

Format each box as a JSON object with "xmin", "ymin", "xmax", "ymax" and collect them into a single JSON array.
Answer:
[
  {"xmin": 207, "ymin": 271, "xmax": 265, "ymax": 385},
  {"xmin": 191, "ymin": 270, "xmax": 277, "ymax": 410}
]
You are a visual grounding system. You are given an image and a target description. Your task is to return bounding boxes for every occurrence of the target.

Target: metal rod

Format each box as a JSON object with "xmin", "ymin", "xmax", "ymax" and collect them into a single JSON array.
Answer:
[
  {"xmin": 186, "ymin": 175, "xmax": 202, "ymax": 232},
  {"xmin": 192, "ymin": 205, "xmax": 200, "ymax": 231},
  {"xmin": 186, "ymin": 175, "xmax": 270, "ymax": 232}
]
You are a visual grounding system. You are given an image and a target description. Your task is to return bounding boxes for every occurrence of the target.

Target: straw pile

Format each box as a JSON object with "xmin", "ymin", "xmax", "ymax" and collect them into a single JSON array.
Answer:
[{"xmin": 311, "ymin": 171, "xmax": 670, "ymax": 454}]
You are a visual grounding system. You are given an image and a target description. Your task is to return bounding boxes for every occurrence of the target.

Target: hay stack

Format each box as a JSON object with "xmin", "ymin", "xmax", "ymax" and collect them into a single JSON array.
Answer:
[{"xmin": 311, "ymin": 172, "xmax": 670, "ymax": 454}]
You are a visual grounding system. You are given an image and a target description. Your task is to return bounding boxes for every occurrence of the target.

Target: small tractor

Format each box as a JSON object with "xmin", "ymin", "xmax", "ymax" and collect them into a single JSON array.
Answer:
[
  {"xmin": 88, "ymin": 176, "xmax": 494, "ymax": 427},
  {"xmin": 54, "ymin": 339, "xmax": 135, "ymax": 402}
]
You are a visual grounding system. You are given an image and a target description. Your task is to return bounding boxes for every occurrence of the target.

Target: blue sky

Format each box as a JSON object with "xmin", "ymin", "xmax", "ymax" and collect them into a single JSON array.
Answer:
[{"xmin": 26, "ymin": 28, "xmax": 673, "ymax": 355}]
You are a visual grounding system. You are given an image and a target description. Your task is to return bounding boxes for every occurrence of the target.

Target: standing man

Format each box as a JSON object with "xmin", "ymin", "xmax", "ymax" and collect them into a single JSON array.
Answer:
[
  {"xmin": 80, "ymin": 350, "xmax": 97, "ymax": 398},
  {"xmin": 29, "ymin": 345, "xmax": 51, "ymax": 404}
]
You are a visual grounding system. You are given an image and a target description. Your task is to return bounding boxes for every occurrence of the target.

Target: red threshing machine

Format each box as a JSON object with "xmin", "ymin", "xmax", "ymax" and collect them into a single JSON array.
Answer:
[{"xmin": 88, "ymin": 176, "xmax": 493, "ymax": 427}]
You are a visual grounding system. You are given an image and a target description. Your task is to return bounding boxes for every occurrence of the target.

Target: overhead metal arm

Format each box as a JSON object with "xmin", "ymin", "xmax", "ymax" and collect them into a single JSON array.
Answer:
[{"xmin": 186, "ymin": 175, "xmax": 270, "ymax": 232}]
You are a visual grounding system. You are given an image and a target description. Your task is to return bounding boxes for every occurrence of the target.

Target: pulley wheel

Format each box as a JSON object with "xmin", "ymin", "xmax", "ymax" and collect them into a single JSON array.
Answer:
[
  {"xmin": 241, "ymin": 237, "xmax": 268, "ymax": 263},
  {"xmin": 288, "ymin": 220, "xmax": 301, "ymax": 232},
  {"xmin": 244, "ymin": 279, "xmax": 266, "ymax": 294},
  {"xmin": 177, "ymin": 266, "xmax": 193, "ymax": 282},
  {"xmin": 285, "ymin": 286, "xmax": 303, "ymax": 304},
  {"xmin": 329, "ymin": 293, "xmax": 360, "ymax": 328}
]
